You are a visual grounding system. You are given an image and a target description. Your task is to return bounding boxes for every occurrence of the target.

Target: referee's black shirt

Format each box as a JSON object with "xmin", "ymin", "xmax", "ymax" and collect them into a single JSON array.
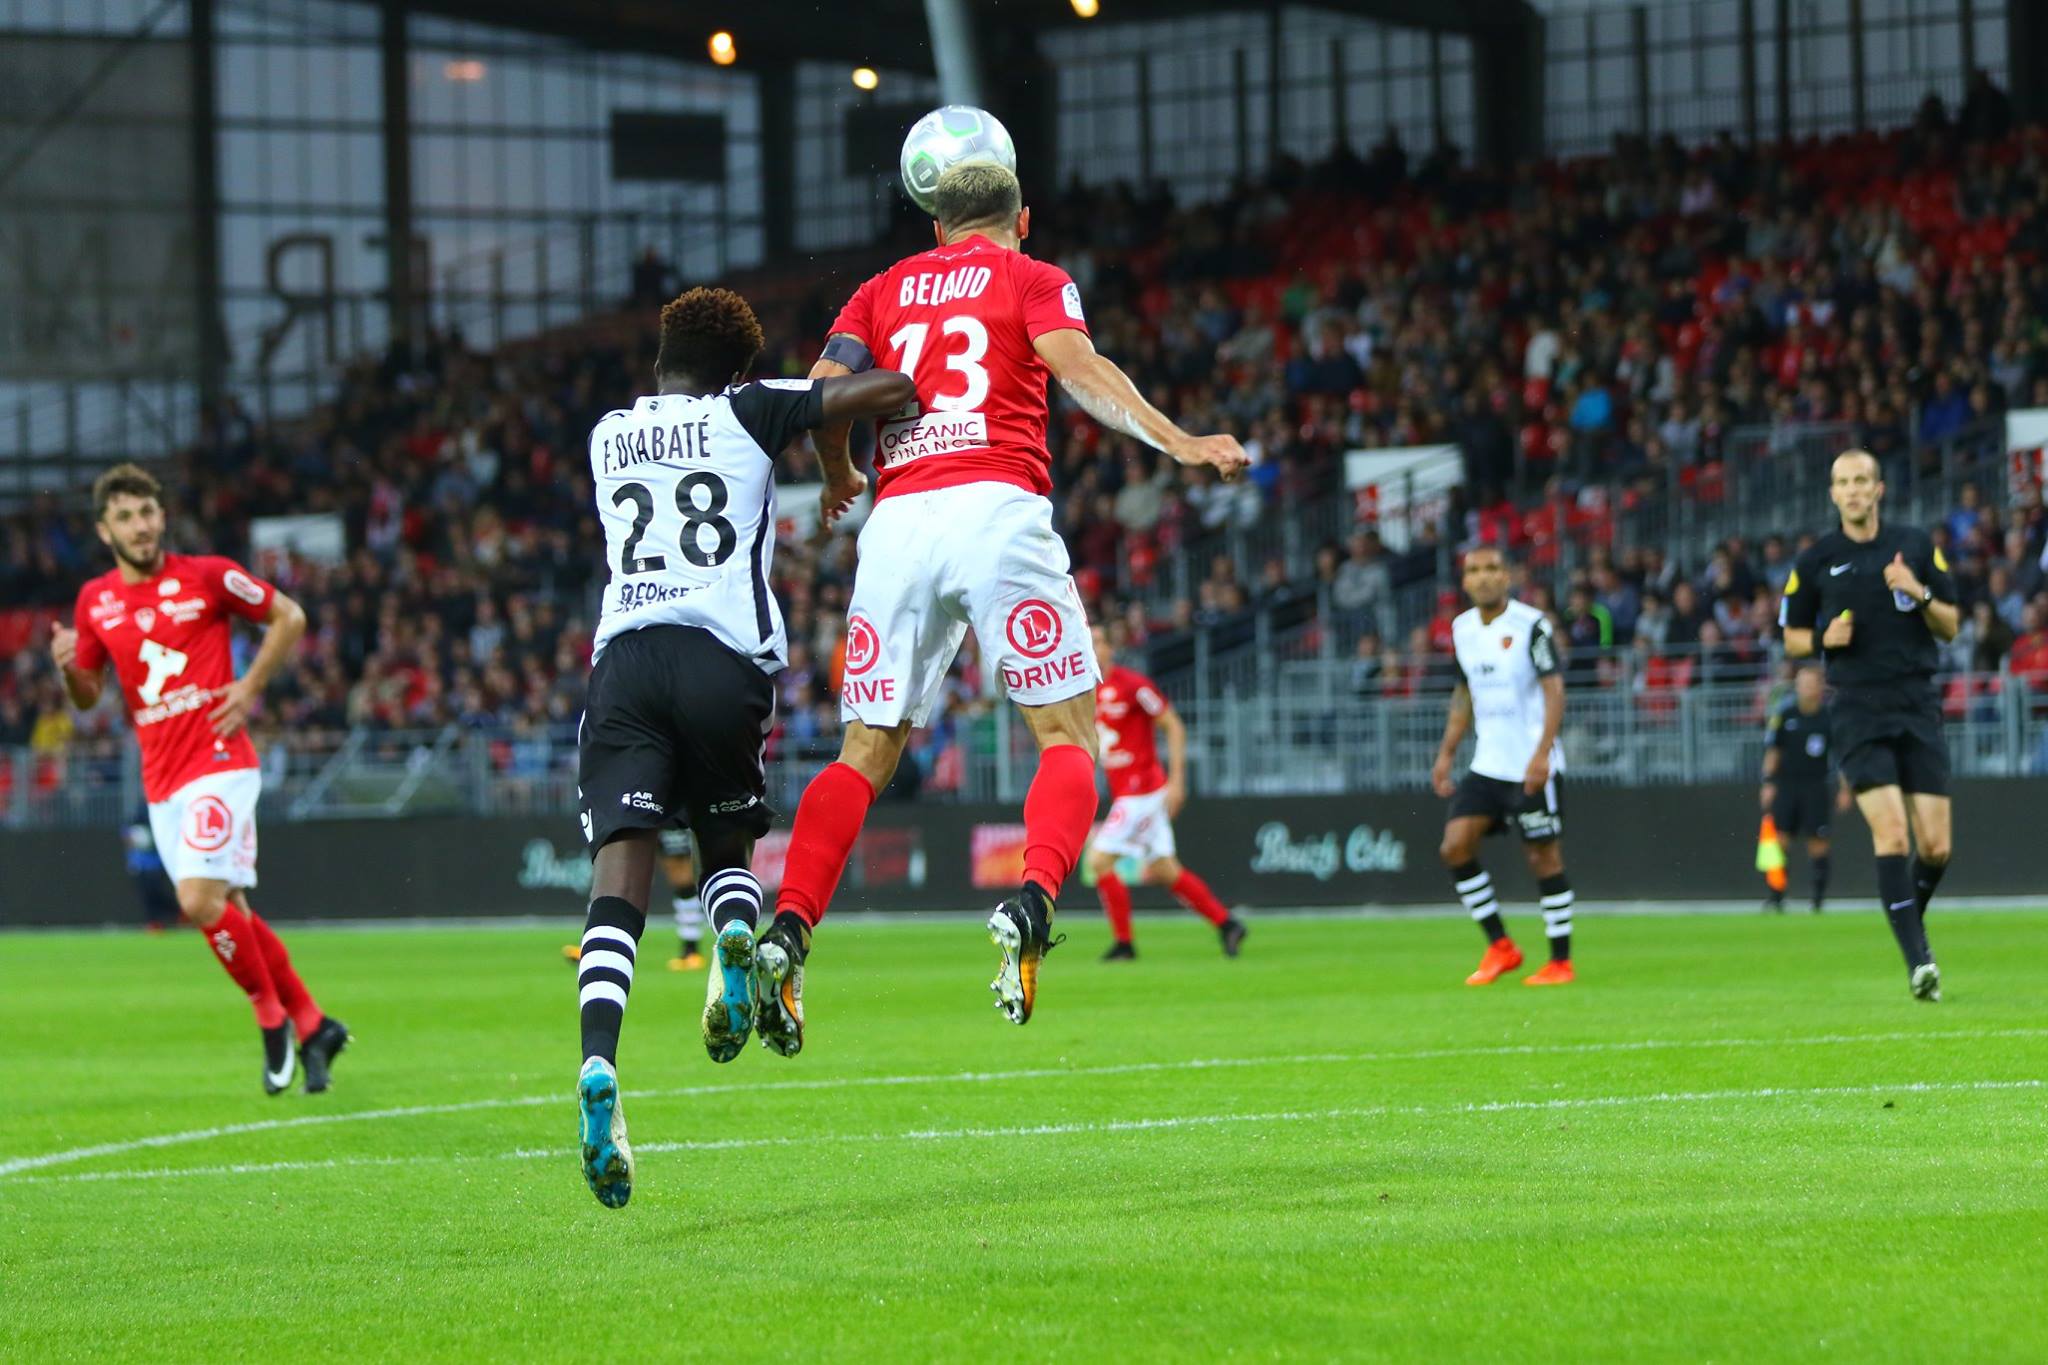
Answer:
[
  {"xmin": 1779, "ymin": 522, "xmax": 1956, "ymax": 708},
  {"xmin": 1767, "ymin": 699, "xmax": 1835, "ymax": 786}
]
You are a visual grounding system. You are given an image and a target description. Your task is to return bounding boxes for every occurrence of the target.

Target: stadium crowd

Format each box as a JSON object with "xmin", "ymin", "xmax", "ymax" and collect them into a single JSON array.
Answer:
[{"xmin": 6, "ymin": 93, "xmax": 2048, "ymax": 796}]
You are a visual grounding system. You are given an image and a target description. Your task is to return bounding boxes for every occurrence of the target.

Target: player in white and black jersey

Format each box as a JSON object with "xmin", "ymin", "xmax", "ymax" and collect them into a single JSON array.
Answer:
[
  {"xmin": 573, "ymin": 287, "xmax": 913, "ymax": 1209},
  {"xmin": 1430, "ymin": 547, "xmax": 1578, "ymax": 987}
]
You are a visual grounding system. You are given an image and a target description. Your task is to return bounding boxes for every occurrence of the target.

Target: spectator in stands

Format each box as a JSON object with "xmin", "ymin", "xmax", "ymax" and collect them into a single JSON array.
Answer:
[
  {"xmin": 1668, "ymin": 581, "xmax": 1706, "ymax": 648},
  {"xmin": 1348, "ymin": 633, "xmax": 1384, "ymax": 696},
  {"xmin": 630, "ymin": 246, "xmax": 674, "ymax": 307},
  {"xmin": 1960, "ymin": 68, "xmax": 2014, "ymax": 144},
  {"xmin": 1331, "ymin": 529, "xmax": 1393, "ymax": 639},
  {"xmin": 1634, "ymin": 591, "xmax": 1672, "ymax": 650},
  {"xmin": 2008, "ymin": 603, "xmax": 2048, "ymax": 693}
]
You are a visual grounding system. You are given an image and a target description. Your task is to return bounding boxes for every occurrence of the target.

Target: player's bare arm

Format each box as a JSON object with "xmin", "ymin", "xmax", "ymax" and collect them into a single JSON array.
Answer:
[
  {"xmin": 1432, "ymin": 684, "xmax": 1473, "ymax": 798},
  {"xmin": 1159, "ymin": 704, "xmax": 1189, "ymax": 818},
  {"xmin": 1032, "ymin": 327, "xmax": 1248, "ymax": 481},
  {"xmin": 1525, "ymin": 673, "xmax": 1565, "ymax": 796},
  {"xmin": 51, "ymin": 621, "xmax": 102, "ymax": 710},
  {"xmin": 806, "ymin": 351, "xmax": 868, "ymax": 525},
  {"xmin": 210, "ymin": 590, "xmax": 306, "ymax": 737},
  {"xmin": 1882, "ymin": 553, "xmax": 1959, "ymax": 641}
]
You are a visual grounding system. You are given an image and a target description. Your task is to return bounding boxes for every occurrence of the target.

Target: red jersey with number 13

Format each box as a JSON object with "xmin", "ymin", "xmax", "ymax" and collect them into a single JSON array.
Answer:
[
  {"xmin": 72, "ymin": 553, "xmax": 276, "ymax": 802},
  {"xmin": 1096, "ymin": 665, "xmax": 1170, "ymax": 799},
  {"xmin": 827, "ymin": 236, "xmax": 1088, "ymax": 502}
]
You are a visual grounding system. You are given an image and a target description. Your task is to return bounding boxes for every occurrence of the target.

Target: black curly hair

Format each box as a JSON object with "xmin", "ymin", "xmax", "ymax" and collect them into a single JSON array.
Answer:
[{"xmin": 655, "ymin": 286, "xmax": 765, "ymax": 385}]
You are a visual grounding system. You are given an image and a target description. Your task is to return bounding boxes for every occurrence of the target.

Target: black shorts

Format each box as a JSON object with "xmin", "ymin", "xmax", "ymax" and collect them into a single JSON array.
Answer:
[
  {"xmin": 578, "ymin": 625, "xmax": 776, "ymax": 857},
  {"xmin": 1834, "ymin": 700, "xmax": 1949, "ymax": 797},
  {"xmin": 1448, "ymin": 772, "xmax": 1564, "ymax": 843},
  {"xmin": 1771, "ymin": 781, "xmax": 1834, "ymax": 839}
]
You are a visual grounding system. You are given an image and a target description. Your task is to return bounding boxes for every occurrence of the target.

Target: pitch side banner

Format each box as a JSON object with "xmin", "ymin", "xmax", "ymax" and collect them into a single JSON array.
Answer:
[{"xmin": 5, "ymin": 781, "xmax": 2044, "ymax": 926}]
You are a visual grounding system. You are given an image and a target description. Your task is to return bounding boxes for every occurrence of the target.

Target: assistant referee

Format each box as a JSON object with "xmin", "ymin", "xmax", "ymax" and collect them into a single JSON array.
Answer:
[{"xmin": 1780, "ymin": 450, "xmax": 1959, "ymax": 1001}]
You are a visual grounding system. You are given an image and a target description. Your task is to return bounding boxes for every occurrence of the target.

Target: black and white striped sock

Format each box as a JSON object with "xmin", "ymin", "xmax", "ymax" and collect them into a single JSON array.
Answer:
[
  {"xmin": 578, "ymin": 896, "xmax": 644, "ymax": 1066},
  {"xmin": 1539, "ymin": 872, "xmax": 1574, "ymax": 961},
  {"xmin": 1452, "ymin": 861, "xmax": 1507, "ymax": 943},
  {"xmin": 700, "ymin": 868, "xmax": 764, "ymax": 937}
]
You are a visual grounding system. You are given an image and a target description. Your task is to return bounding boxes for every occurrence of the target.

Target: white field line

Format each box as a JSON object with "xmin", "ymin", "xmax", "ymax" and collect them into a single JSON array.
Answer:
[
  {"xmin": 10, "ymin": 1078, "xmax": 2042, "ymax": 1187},
  {"xmin": 2, "ymin": 1026, "xmax": 2044, "ymax": 1182}
]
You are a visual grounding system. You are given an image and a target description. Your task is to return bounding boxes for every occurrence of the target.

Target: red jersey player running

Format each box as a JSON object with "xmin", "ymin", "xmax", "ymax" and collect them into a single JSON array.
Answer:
[
  {"xmin": 1088, "ymin": 626, "xmax": 1247, "ymax": 960},
  {"xmin": 52, "ymin": 464, "xmax": 348, "ymax": 1095},
  {"xmin": 757, "ymin": 161, "xmax": 1247, "ymax": 1038}
]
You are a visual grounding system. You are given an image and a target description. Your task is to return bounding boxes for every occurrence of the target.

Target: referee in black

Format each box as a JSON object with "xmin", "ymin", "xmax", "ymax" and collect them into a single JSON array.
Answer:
[
  {"xmin": 1780, "ymin": 450, "xmax": 1959, "ymax": 1000},
  {"xmin": 1759, "ymin": 663, "xmax": 1852, "ymax": 913}
]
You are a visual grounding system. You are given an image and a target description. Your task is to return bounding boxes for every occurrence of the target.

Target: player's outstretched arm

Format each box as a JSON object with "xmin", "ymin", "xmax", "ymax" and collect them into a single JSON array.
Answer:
[
  {"xmin": 211, "ymin": 591, "xmax": 306, "ymax": 737},
  {"xmin": 50, "ymin": 623, "xmax": 102, "ymax": 710},
  {"xmin": 1033, "ymin": 328, "xmax": 1249, "ymax": 481},
  {"xmin": 806, "ymin": 351, "xmax": 866, "ymax": 525},
  {"xmin": 1159, "ymin": 704, "xmax": 1190, "ymax": 817},
  {"xmin": 816, "ymin": 369, "xmax": 916, "ymax": 424}
]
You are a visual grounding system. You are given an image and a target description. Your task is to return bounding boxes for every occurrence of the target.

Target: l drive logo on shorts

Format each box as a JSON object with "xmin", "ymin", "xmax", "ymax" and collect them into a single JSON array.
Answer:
[
  {"xmin": 844, "ymin": 615, "xmax": 881, "ymax": 675},
  {"xmin": 1001, "ymin": 599, "xmax": 1091, "ymax": 693},
  {"xmin": 842, "ymin": 614, "xmax": 897, "ymax": 706},
  {"xmin": 184, "ymin": 795, "xmax": 233, "ymax": 852},
  {"xmin": 1006, "ymin": 600, "xmax": 1064, "ymax": 659}
]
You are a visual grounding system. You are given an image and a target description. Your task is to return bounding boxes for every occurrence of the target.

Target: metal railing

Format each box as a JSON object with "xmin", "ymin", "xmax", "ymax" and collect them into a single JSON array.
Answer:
[{"xmin": 8, "ymin": 666, "xmax": 2042, "ymax": 830}]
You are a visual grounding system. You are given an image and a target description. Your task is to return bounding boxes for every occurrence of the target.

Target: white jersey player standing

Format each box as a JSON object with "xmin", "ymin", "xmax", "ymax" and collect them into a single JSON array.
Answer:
[
  {"xmin": 770, "ymin": 161, "xmax": 1248, "ymax": 1032},
  {"xmin": 1430, "ymin": 546, "xmax": 1578, "ymax": 987},
  {"xmin": 570, "ymin": 286, "xmax": 913, "ymax": 1210}
]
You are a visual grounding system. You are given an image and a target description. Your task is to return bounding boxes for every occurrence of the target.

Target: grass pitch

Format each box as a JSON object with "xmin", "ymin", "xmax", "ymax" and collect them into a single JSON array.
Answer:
[{"xmin": 2, "ymin": 908, "xmax": 2045, "ymax": 1362}]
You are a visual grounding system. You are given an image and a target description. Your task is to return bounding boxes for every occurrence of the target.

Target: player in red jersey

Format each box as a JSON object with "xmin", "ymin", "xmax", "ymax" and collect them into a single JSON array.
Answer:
[
  {"xmin": 760, "ymin": 161, "xmax": 1247, "ymax": 1035},
  {"xmin": 52, "ymin": 464, "xmax": 349, "ymax": 1095},
  {"xmin": 1087, "ymin": 626, "xmax": 1246, "ymax": 961}
]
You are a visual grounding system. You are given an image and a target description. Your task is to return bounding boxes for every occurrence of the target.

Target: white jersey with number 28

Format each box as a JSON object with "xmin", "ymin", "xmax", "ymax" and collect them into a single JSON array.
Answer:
[{"xmin": 588, "ymin": 381, "xmax": 822, "ymax": 672}]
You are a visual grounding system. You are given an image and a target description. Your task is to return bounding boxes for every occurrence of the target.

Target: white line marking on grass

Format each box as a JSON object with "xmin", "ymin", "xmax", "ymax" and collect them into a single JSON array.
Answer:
[
  {"xmin": 3, "ymin": 1027, "xmax": 2044, "ymax": 1181},
  {"xmin": 14, "ymin": 1079, "xmax": 2042, "ymax": 1186}
]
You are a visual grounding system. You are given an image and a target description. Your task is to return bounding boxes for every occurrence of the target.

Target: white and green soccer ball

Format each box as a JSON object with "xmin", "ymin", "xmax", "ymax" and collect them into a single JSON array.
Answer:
[{"xmin": 899, "ymin": 104, "xmax": 1017, "ymax": 216}]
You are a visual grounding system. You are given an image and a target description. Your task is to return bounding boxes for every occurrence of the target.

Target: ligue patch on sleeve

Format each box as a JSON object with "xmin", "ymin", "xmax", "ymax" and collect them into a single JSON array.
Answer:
[
  {"xmin": 1062, "ymin": 282, "xmax": 1085, "ymax": 321},
  {"xmin": 222, "ymin": 568, "xmax": 266, "ymax": 605},
  {"xmin": 759, "ymin": 378, "xmax": 814, "ymax": 391}
]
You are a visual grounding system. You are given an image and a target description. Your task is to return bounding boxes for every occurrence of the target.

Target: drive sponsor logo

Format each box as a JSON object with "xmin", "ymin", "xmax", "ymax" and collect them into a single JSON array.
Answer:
[
  {"xmin": 844, "ymin": 676, "xmax": 897, "ymax": 706},
  {"xmin": 1005, "ymin": 599, "xmax": 1063, "ymax": 660},
  {"xmin": 1248, "ymin": 820, "xmax": 1407, "ymax": 881},
  {"xmin": 1001, "ymin": 651, "xmax": 1091, "ymax": 693},
  {"xmin": 184, "ymin": 795, "xmax": 233, "ymax": 852},
  {"xmin": 876, "ymin": 411, "xmax": 988, "ymax": 468},
  {"xmin": 223, "ymin": 568, "xmax": 267, "ymax": 606},
  {"xmin": 845, "ymin": 615, "xmax": 880, "ymax": 675}
]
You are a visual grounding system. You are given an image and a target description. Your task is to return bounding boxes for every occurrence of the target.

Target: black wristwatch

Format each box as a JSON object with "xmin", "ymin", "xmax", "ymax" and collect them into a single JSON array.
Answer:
[{"xmin": 1917, "ymin": 585, "xmax": 1934, "ymax": 608}]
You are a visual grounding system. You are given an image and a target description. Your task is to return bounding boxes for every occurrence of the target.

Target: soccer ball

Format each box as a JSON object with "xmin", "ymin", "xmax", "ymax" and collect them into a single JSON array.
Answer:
[{"xmin": 899, "ymin": 105, "xmax": 1017, "ymax": 216}]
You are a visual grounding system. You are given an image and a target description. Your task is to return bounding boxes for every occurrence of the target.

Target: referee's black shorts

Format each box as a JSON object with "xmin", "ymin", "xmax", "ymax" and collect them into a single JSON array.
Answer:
[
  {"xmin": 1834, "ymin": 699, "xmax": 1950, "ymax": 797},
  {"xmin": 577, "ymin": 625, "xmax": 776, "ymax": 856},
  {"xmin": 1771, "ymin": 780, "xmax": 1834, "ymax": 839}
]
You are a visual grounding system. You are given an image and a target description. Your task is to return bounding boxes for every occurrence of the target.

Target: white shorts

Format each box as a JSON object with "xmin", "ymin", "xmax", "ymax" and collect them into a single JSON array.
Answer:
[
  {"xmin": 840, "ymin": 482, "xmax": 1099, "ymax": 728},
  {"xmin": 1092, "ymin": 786, "xmax": 1177, "ymax": 864},
  {"xmin": 147, "ymin": 767, "xmax": 261, "ymax": 888}
]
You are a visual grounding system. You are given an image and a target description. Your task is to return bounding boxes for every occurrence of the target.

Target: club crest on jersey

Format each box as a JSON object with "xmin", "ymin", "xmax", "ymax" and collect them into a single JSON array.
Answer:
[
  {"xmin": 136, "ymin": 608, "xmax": 156, "ymax": 633},
  {"xmin": 1500, "ymin": 635, "xmax": 1512, "ymax": 648},
  {"xmin": 1006, "ymin": 599, "xmax": 1063, "ymax": 660},
  {"xmin": 845, "ymin": 615, "xmax": 881, "ymax": 675}
]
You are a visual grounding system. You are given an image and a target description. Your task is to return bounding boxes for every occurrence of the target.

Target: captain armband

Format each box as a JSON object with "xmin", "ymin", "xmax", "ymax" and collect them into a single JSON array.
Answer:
[{"xmin": 820, "ymin": 335, "xmax": 874, "ymax": 373}]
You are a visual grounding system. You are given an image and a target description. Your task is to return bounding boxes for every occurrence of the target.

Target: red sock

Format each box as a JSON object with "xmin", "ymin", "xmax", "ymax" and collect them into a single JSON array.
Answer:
[
  {"xmin": 200, "ymin": 905, "xmax": 285, "ymax": 1029},
  {"xmin": 1022, "ymin": 744, "xmax": 1098, "ymax": 899},
  {"xmin": 1097, "ymin": 872, "xmax": 1133, "ymax": 942},
  {"xmin": 774, "ymin": 762, "xmax": 876, "ymax": 926},
  {"xmin": 244, "ymin": 908, "xmax": 323, "ymax": 1041},
  {"xmin": 1170, "ymin": 869, "xmax": 1231, "ymax": 926}
]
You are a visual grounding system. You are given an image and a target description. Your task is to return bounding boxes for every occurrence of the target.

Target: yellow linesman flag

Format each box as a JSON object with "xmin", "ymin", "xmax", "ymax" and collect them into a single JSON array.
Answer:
[{"xmin": 1756, "ymin": 814, "xmax": 1787, "ymax": 891}]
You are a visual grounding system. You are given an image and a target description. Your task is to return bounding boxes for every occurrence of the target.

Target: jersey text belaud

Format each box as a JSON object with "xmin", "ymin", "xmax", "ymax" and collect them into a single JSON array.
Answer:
[{"xmin": 898, "ymin": 265, "xmax": 992, "ymax": 307}]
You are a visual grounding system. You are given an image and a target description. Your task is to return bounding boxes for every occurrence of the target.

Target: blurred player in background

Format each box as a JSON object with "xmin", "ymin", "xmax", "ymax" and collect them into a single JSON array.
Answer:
[
  {"xmin": 779, "ymin": 161, "xmax": 1247, "ymax": 1030},
  {"xmin": 53, "ymin": 464, "xmax": 349, "ymax": 1095},
  {"xmin": 125, "ymin": 806, "xmax": 178, "ymax": 932},
  {"xmin": 568, "ymin": 287, "xmax": 913, "ymax": 1207},
  {"xmin": 1087, "ymin": 626, "xmax": 1246, "ymax": 960},
  {"xmin": 561, "ymin": 826, "xmax": 704, "ymax": 969},
  {"xmin": 1781, "ymin": 450, "xmax": 1958, "ymax": 1000},
  {"xmin": 1431, "ymin": 547, "xmax": 1576, "ymax": 987},
  {"xmin": 1759, "ymin": 664, "xmax": 1852, "ymax": 913}
]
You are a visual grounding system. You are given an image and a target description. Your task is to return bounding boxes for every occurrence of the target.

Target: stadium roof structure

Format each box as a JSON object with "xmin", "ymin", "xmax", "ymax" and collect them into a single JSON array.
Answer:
[{"xmin": 404, "ymin": 0, "xmax": 1542, "ymax": 72}]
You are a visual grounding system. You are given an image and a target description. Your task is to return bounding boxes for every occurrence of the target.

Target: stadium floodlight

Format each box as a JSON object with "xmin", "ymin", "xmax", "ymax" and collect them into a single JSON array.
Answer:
[
  {"xmin": 1070, "ymin": 0, "xmax": 1100, "ymax": 17},
  {"xmin": 852, "ymin": 67, "xmax": 879, "ymax": 91},
  {"xmin": 707, "ymin": 30, "xmax": 737, "ymax": 65}
]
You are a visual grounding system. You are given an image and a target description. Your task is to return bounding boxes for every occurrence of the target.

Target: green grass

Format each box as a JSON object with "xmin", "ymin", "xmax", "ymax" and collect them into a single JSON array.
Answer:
[{"xmin": 3, "ymin": 909, "xmax": 2046, "ymax": 1362}]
